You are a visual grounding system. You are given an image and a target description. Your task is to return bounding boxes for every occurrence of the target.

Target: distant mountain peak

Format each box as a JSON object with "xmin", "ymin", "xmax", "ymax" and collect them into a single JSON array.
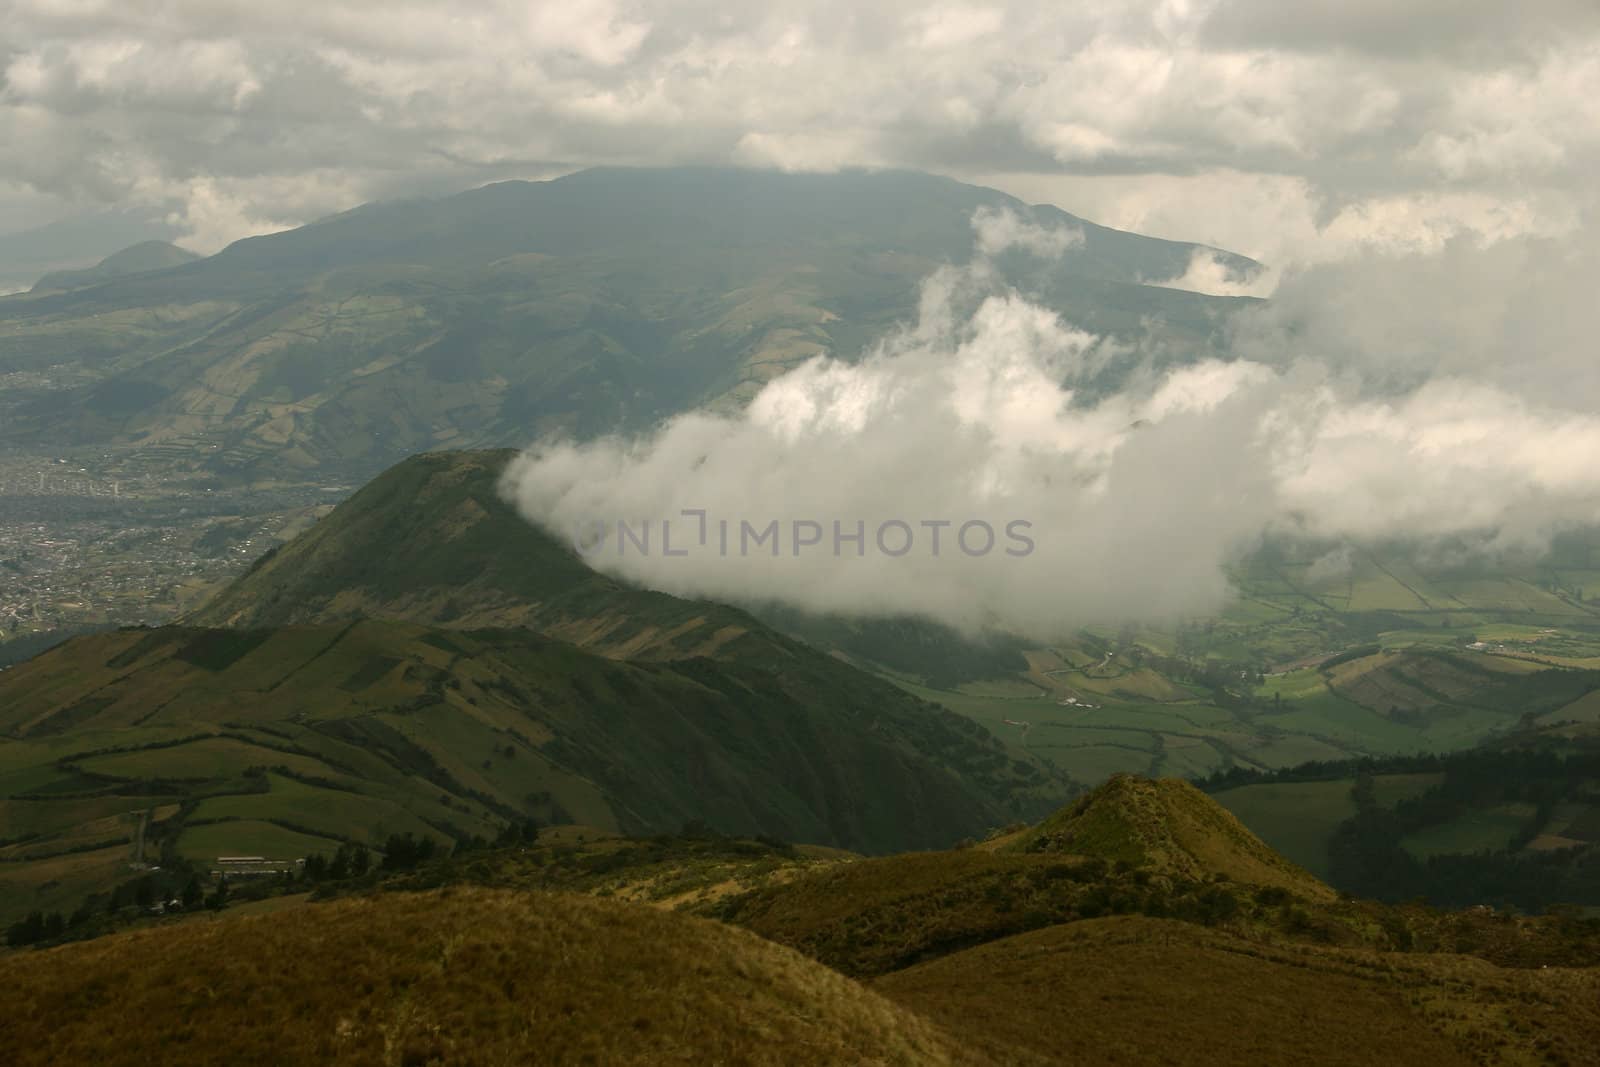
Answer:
[{"xmin": 30, "ymin": 239, "xmax": 199, "ymax": 293}]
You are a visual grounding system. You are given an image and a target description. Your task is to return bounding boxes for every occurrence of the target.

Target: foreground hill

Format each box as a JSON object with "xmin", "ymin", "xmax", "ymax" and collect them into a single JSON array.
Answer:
[
  {"xmin": 0, "ymin": 167, "xmax": 1256, "ymax": 480},
  {"xmin": 875, "ymin": 917, "xmax": 1480, "ymax": 1067},
  {"xmin": 8, "ymin": 779, "xmax": 1599, "ymax": 1065},
  {"xmin": 0, "ymin": 888, "xmax": 979, "ymax": 1067}
]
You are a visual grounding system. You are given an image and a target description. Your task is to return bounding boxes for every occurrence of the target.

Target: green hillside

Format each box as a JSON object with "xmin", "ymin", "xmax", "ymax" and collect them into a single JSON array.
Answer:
[
  {"xmin": 0, "ymin": 451, "xmax": 1068, "ymax": 923},
  {"xmin": 873, "ymin": 534, "xmax": 1600, "ymax": 792},
  {"xmin": 0, "ymin": 616, "xmax": 1045, "ymax": 923},
  {"xmin": 186, "ymin": 449, "xmax": 762, "ymax": 659}
]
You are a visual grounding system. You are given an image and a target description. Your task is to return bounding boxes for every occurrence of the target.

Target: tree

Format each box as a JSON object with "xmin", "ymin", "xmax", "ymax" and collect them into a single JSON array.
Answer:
[
  {"xmin": 6, "ymin": 912, "xmax": 45, "ymax": 947},
  {"xmin": 328, "ymin": 849, "xmax": 350, "ymax": 881},
  {"xmin": 380, "ymin": 833, "xmax": 437, "ymax": 871},
  {"xmin": 206, "ymin": 876, "xmax": 229, "ymax": 911},
  {"xmin": 181, "ymin": 875, "xmax": 204, "ymax": 910},
  {"xmin": 495, "ymin": 819, "xmax": 540, "ymax": 847}
]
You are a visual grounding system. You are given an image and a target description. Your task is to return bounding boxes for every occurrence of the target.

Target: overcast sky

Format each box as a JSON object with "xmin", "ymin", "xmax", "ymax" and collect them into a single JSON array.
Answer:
[
  {"xmin": 8, "ymin": 1, "xmax": 1600, "ymax": 633},
  {"xmin": 4, "ymin": 0, "xmax": 1598, "ymax": 263}
]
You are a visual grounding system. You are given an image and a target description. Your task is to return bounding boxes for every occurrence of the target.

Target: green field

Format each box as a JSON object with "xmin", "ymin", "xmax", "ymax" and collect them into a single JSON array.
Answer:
[
  {"xmin": 191, "ymin": 775, "xmax": 445, "ymax": 848},
  {"xmin": 1400, "ymin": 805, "xmax": 1536, "ymax": 859},
  {"xmin": 177, "ymin": 820, "xmax": 345, "ymax": 862},
  {"xmin": 1214, "ymin": 780, "xmax": 1358, "ymax": 878},
  {"xmin": 1371, "ymin": 773, "xmax": 1445, "ymax": 808}
]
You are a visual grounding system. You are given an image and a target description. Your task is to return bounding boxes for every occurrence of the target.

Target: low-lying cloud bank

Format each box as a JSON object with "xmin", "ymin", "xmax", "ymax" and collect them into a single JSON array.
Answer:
[{"xmin": 502, "ymin": 210, "xmax": 1600, "ymax": 639}]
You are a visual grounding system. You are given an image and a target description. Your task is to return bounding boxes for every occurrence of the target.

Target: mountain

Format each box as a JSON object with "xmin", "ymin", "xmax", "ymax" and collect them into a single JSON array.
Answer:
[
  {"xmin": 0, "ymin": 210, "xmax": 183, "ymax": 294},
  {"xmin": 30, "ymin": 241, "xmax": 200, "ymax": 293},
  {"xmin": 1002, "ymin": 774, "xmax": 1335, "ymax": 899},
  {"xmin": 0, "ymin": 167, "xmax": 1259, "ymax": 481},
  {"xmin": 0, "ymin": 450, "xmax": 1062, "ymax": 923},
  {"xmin": 185, "ymin": 449, "xmax": 752, "ymax": 657}
]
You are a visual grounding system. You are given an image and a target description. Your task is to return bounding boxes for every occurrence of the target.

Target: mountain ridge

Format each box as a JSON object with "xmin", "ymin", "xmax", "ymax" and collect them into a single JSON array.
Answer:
[
  {"xmin": 0, "ymin": 167, "xmax": 1260, "ymax": 481},
  {"xmin": 30, "ymin": 240, "xmax": 199, "ymax": 294}
]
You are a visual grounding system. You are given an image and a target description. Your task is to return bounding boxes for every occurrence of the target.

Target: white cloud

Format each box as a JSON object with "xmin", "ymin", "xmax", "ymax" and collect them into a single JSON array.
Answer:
[
  {"xmin": 970, "ymin": 205, "xmax": 1083, "ymax": 258},
  {"xmin": 1148, "ymin": 248, "xmax": 1276, "ymax": 297},
  {"xmin": 501, "ymin": 217, "xmax": 1600, "ymax": 638}
]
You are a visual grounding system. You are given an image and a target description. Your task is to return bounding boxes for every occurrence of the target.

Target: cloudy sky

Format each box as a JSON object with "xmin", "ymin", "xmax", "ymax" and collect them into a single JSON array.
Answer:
[
  {"xmin": 4, "ymin": 0, "xmax": 1597, "ymax": 264},
  {"xmin": 7, "ymin": 0, "xmax": 1599, "ymax": 634}
]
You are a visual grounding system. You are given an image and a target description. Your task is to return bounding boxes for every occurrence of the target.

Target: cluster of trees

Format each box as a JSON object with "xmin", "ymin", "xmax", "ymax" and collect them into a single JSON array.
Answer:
[
  {"xmin": 1202, "ymin": 749, "xmax": 1600, "ymax": 912},
  {"xmin": 449, "ymin": 819, "xmax": 542, "ymax": 857},
  {"xmin": 302, "ymin": 822, "xmax": 541, "ymax": 883},
  {"xmin": 302, "ymin": 842, "xmax": 371, "ymax": 882},
  {"xmin": 379, "ymin": 833, "xmax": 440, "ymax": 871},
  {"xmin": 1327, "ymin": 755, "xmax": 1600, "ymax": 910},
  {"xmin": 6, "ymin": 911, "xmax": 66, "ymax": 947},
  {"xmin": 6, "ymin": 871, "xmax": 229, "ymax": 948},
  {"xmin": 9, "ymin": 820, "xmax": 546, "ymax": 950}
]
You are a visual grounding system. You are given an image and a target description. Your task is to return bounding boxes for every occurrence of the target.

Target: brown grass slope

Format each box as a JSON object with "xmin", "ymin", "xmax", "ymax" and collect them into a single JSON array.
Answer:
[
  {"xmin": 876, "ymin": 915, "xmax": 1600, "ymax": 1067},
  {"xmin": 0, "ymin": 887, "xmax": 986, "ymax": 1067},
  {"xmin": 1003, "ymin": 774, "xmax": 1335, "ymax": 900}
]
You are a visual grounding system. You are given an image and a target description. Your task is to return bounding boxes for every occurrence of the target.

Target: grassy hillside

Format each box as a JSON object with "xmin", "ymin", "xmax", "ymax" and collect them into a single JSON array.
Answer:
[
  {"xmin": 0, "ymin": 887, "xmax": 980, "ymax": 1067},
  {"xmin": 873, "ymin": 913, "xmax": 1600, "ymax": 1067},
  {"xmin": 0, "ymin": 448, "xmax": 1069, "ymax": 922},
  {"xmin": 1003, "ymin": 774, "xmax": 1334, "ymax": 900},
  {"xmin": 0, "ymin": 617, "xmax": 1043, "ymax": 924},
  {"xmin": 876, "ymin": 917, "xmax": 1480, "ymax": 1067},
  {"xmin": 22, "ymin": 886, "xmax": 1597, "ymax": 1067},
  {"xmin": 194, "ymin": 451, "xmax": 1600, "ymax": 802},
  {"xmin": 186, "ymin": 449, "xmax": 761, "ymax": 660},
  {"xmin": 10, "ymin": 778, "xmax": 1600, "ymax": 1065}
]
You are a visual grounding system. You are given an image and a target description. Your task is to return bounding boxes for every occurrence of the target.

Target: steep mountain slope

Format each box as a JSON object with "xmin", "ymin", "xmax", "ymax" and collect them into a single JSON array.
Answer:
[
  {"xmin": 1002, "ymin": 774, "xmax": 1334, "ymax": 899},
  {"xmin": 0, "ymin": 450, "xmax": 1063, "ymax": 921},
  {"xmin": 0, "ymin": 888, "xmax": 984, "ymax": 1067},
  {"xmin": 0, "ymin": 618, "xmax": 1033, "ymax": 860},
  {"xmin": 0, "ymin": 167, "xmax": 1258, "ymax": 480},
  {"xmin": 186, "ymin": 449, "xmax": 751, "ymax": 659},
  {"xmin": 30, "ymin": 241, "xmax": 199, "ymax": 293}
]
